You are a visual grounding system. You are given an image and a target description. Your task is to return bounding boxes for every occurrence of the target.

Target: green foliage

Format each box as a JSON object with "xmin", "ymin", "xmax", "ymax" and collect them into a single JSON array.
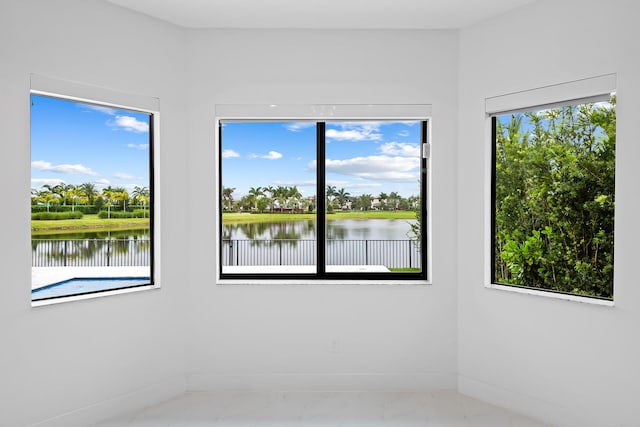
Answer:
[
  {"xmin": 494, "ymin": 97, "xmax": 615, "ymax": 299},
  {"xmin": 98, "ymin": 210, "xmax": 147, "ymax": 219},
  {"xmin": 32, "ymin": 211, "xmax": 83, "ymax": 220},
  {"xmin": 31, "ymin": 205, "xmax": 99, "ymax": 214}
]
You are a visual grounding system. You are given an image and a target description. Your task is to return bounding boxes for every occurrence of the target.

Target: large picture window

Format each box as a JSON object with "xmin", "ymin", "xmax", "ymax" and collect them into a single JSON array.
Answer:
[
  {"xmin": 491, "ymin": 94, "xmax": 616, "ymax": 299},
  {"xmin": 219, "ymin": 118, "xmax": 428, "ymax": 280},
  {"xmin": 31, "ymin": 93, "xmax": 154, "ymax": 302}
]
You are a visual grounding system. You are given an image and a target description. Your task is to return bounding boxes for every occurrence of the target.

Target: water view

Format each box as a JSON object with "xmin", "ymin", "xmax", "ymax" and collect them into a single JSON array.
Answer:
[
  {"xmin": 222, "ymin": 218, "xmax": 422, "ymax": 270},
  {"xmin": 32, "ymin": 228, "xmax": 150, "ymax": 267}
]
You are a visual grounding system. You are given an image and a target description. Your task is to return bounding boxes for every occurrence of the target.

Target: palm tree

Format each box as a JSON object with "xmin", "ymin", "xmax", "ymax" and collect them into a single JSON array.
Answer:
[
  {"xmin": 36, "ymin": 186, "xmax": 60, "ymax": 211},
  {"xmin": 287, "ymin": 186, "xmax": 302, "ymax": 209},
  {"xmin": 336, "ymin": 188, "xmax": 351, "ymax": 209},
  {"xmin": 263, "ymin": 185, "xmax": 275, "ymax": 211},
  {"xmin": 388, "ymin": 191, "xmax": 401, "ymax": 210},
  {"xmin": 102, "ymin": 187, "xmax": 115, "ymax": 218},
  {"xmin": 247, "ymin": 186, "xmax": 264, "ymax": 211},
  {"xmin": 378, "ymin": 192, "xmax": 388, "ymax": 210},
  {"xmin": 132, "ymin": 186, "xmax": 151, "ymax": 217},
  {"xmin": 79, "ymin": 182, "xmax": 98, "ymax": 205},
  {"xmin": 274, "ymin": 186, "xmax": 288, "ymax": 210},
  {"xmin": 354, "ymin": 193, "xmax": 373, "ymax": 211},
  {"xmin": 222, "ymin": 186, "xmax": 235, "ymax": 211},
  {"xmin": 326, "ymin": 185, "xmax": 337, "ymax": 202}
]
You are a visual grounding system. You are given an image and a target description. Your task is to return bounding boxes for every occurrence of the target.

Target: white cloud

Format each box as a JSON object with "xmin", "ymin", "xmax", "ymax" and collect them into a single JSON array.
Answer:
[
  {"xmin": 250, "ymin": 151, "xmax": 283, "ymax": 160},
  {"xmin": 31, "ymin": 178, "xmax": 66, "ymax": 187},
  {"xmin": 379, "ymin": 142, "xmax": 420, "ymax": 157},
  {"xmin": 114, "ymin": 172, "xmax": 136, "ymax": 180},
  {"xmin": 122, "ymin": 183, "xmax": 147, "ymax": 192},
  {"xmin": 82, "ymin": 104, "xmax": 117, "ymax": 115},
  {"xmin": 95, "ymin": 179, "xmax": 111, "ymax": 187},
  {"xmin": 263, "ymin": 150, "xmax": 283, "ymax": 160},
  {"xmin": 285, "ymin": 122, "xmax": 315, "ymax": 132},
  {"xmin": 273, "ymin": 179, "xmax": 316, "ymax": 187},
  {"xmin": 325, "ymin": 122, "xmax": 383, "ymax": 142},
  {"xmin": 222, "ymin": 149, "xmax": 240, "ymax": 158},
  {"xmin": 397, "ymin": 130, "xmax": 410, "ymax": 137},
  {"xmin": 310, "ymin": 155, "xmax": 419, "ymax": 182},
  {"xmin": 111, "ymin": 115, "xmax": 149, "ymax": 133},
  {"xmin": 127, "ymin": 143, "xmax": 150, "ymax": 150},
  {"xmin": 32, "ymin": 160, "xmax": 98, "ymax": 176}
]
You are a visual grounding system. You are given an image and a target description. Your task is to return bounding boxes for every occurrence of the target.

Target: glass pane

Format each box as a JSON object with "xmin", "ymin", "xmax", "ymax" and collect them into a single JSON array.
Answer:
[
  {"xmin": 221, "ymin": 121, "xmax": 317, "ymax": 274},
  {"xmin": 324, "ymin": 121, "xmax": 423, "ymax": 274},
  {"xmin": 493, "ymin": 96, "xmax": 616, "ymax": 299},
  {"xmin": 31, "ymin": 94, "xmax": 152, "ymax": 300}
]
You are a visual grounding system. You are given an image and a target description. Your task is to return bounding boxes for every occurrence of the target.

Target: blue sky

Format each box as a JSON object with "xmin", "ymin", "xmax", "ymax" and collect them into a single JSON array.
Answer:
[
  {"xmin": 31, "ymin": 94, "xmax": 151, "ymax": 192},
  {"xmin": 221, "ymin": 121, "xmax": 422, "ymax": 199}
]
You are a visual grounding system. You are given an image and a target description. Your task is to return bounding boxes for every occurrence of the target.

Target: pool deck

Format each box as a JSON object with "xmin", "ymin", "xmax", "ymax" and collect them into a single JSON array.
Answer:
[{"xmin": 32, "ymin": 267, "xmax": 150, "ymax": 290}]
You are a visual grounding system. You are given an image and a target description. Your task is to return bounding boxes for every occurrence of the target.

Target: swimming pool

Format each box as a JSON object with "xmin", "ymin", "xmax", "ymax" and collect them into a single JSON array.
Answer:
[{"xmin": 32, "ymin": 277, "xmax": 151, "ymax": 300}]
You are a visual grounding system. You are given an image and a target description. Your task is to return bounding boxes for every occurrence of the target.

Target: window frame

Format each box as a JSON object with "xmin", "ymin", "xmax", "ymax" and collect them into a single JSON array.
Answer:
[
  {"xmin": 30, "ymin": 75, "xmax": 160, "ymax": 305},
  {"xmin": 486, "ymin": 77, "xmax": 616, "ymax": 302},
  {"xmin": 215, "ymin": 104, "xmax": 431, "ymax": 283}
]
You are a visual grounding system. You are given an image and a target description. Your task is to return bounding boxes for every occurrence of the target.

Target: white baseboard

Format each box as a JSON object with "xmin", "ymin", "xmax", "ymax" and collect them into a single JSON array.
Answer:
[
  {"xmin": 458, "ymin": 375, "xmax": 612, "ymax": 427},
  {"xmin": 28, "ymin": 375, "xmax": 187, "ymax": 427},
  {"xmin": 187, "ymin": 372, "xmax": 456, "ymax": 392}
]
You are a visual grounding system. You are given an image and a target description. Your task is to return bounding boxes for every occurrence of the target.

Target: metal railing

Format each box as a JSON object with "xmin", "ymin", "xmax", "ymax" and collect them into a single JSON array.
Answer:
[
  {"xmin": 32, "ymin": 238, "xmax": 421, "ymax": 269},
  {"xmin": 222, "ymin": 239, "xmax": 421, "ymax": 269},
  {"xmin": 32, "ymin": 239, "xmax": 150, "ymax": 267}
]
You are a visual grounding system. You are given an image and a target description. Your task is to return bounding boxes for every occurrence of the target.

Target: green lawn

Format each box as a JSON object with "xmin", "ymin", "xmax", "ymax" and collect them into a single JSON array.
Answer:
[
  {"xmin": 222, "ymin": 210, "xmax": 415, "ymax": 224},
  {"xmin": 32, "ymin": 214, "xmax": 150, "ymax": 235}
]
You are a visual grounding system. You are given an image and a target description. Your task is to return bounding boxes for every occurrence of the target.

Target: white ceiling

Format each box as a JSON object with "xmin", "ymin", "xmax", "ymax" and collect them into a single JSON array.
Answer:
[{"xmin": 103, "ymin": 0, "xmax": 537, "ymax": 30}]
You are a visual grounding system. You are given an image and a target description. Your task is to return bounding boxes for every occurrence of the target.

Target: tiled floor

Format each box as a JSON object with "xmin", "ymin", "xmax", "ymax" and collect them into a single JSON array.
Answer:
[{"xmin": 93, "ymin": 391, "xmax": 553, "ymax": 426}]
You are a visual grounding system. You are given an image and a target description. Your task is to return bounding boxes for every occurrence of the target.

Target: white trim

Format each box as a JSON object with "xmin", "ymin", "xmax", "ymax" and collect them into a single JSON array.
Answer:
[
  {"xmin": 30, "ymin": 74, "xmax": 159, "ymax": 112},
  {"xmin": 31, "ymin": 284, "xmax": 161, "ymax": 307},
  {"xmin": 216, "ymin": 103, "xmax": 431, "ymax": 120},
  {"xmin": 214, "ymin": 105, "xmax": 432, "ymax": 284},
  {"xmin": 187, "ymin": 372, "xmax": 454, "ymax": 392},
  {"xmin": 29, "ymin": 74, "xmax": 161, "ymax": 304},
  {"xmin": 484, "ymin": 75, "xmax": 617, "ymax": 303},
  {"xmin": 216, "ymin": 279, "xmax": 431, "ymax": 286},
  {"xmin": 485, "ymin": 283, "xmax": 614, "ymax": 307},
  {"xmin": 458, "ymin": 375, "xmax": 605, "ymax": 427},
  {"xmin": 485, "ymin": 73, "xmax": 616, "ymax": 115},
  {"xmin": 27, "ymin": 375, "xmax": 186, "ymax": 427}
]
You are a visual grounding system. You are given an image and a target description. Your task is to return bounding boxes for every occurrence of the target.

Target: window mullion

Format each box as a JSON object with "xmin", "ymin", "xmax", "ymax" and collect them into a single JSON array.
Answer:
[{"xmin": 316, "ymin": 122, "xmax": 326, "ymax": 277}]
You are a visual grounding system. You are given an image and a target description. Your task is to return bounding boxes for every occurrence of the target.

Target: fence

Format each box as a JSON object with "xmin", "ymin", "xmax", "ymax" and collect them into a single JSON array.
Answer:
[
  {"xmin": 32, "ymin": 238, "xmax": 422, "ymax": 269},
  {"xmin": 32, "ymin": 239, "xmax": 150, "ymax": 267},
  {"xmin": 222, "ymin": 239, "xmax": 421, "ymax": 269}
]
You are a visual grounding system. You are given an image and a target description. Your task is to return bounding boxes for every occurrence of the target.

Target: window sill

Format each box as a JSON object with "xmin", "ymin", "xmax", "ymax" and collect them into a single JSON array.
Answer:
[
  {"xmin": 485, "ymin": 283, "xmax": 614, "ymax": 307},
  {"xmin": 31, "ymin": 284, "xmax": 160, "ymax": 308},
  {"xmin": 216, "ymin": 278, "xmax": 431, "ymax": 286}
]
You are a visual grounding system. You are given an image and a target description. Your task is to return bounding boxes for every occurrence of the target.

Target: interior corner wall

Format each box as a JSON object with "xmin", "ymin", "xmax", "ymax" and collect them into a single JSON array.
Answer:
[
  {"xmin": 457, "ymin": 1, "xmax": 640, "ymax": 426},
  {"xmin": 0, "ymin": 1, "xmax": 188, "ymax": 426},
  {"xmin": 184, "ymin": 29, "xmax": 460, "ymax": 392}
]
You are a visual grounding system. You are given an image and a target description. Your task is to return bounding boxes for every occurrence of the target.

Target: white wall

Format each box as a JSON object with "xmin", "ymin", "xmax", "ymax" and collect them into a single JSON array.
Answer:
[
  {"xmin": 184, "ymin": 29, "xmax": 460, "ymax": 391},
  {"xmin": 0, "ymin": 1, "xmax": 188, "ymax": 426},
  {"xmin": 457, "ymin": 1, "xmax": 640, "ymax": 426}
]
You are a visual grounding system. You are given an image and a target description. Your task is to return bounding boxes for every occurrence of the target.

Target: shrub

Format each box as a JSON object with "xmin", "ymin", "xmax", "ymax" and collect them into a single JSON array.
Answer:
[
  {"xmin": 31, "ymin": 211, "xmax": 83, "ymax": 220},
  {"xmin": 98, "ymin": 210, "xmax": 147, "ymax": 219}
]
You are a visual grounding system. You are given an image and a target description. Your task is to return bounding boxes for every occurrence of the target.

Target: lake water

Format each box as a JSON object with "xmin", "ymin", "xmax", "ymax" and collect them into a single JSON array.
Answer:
[
  {"xmin": 32, "ymin": 220, "xmax": 421, "ymax": 269},
  {"xmin": 224, "ymin": 219, "xmax": 416, "ymax": 240},
  {"xmin": 32, "ymin": 228, "xmax": 150, "ymax": 267},
  {"xmin": 222, "ymin": 219, "xmax": 421, "ymax": 269}
]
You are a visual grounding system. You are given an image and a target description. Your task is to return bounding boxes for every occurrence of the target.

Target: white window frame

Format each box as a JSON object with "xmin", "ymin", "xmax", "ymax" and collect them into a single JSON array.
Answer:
[
  {"xmin": 215, "ymin": 104, "xmax": 433, "ymax": 285},
  {"xmin": 484, "ymin": 74, "xmax": 617, "ymax": 306},
  {"xmin": 30, "ymin": 74, "xmax": 161, "ymax": 306}
]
